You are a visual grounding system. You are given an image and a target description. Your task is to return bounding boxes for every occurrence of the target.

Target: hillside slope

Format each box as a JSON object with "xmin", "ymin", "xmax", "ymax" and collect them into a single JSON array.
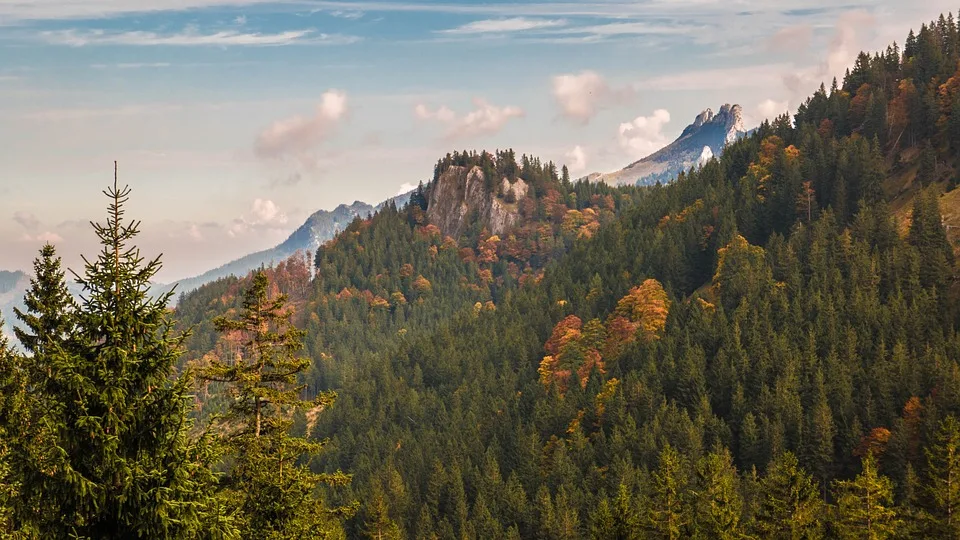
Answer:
[{"xmin": 134, "ymin": 12, "xmax": 960, "ymax": 538}]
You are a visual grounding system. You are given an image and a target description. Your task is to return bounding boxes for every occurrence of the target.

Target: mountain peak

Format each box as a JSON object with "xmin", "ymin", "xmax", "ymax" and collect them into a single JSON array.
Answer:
[{"xmin": 594, "ymin": 103, "xmax": 749, "ymax": 187}]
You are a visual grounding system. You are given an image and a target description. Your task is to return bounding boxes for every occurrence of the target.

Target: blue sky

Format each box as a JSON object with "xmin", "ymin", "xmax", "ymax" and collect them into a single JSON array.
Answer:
[{"xmin": 0, "ymin": 0, "xmax": 954, "ymax": 282}]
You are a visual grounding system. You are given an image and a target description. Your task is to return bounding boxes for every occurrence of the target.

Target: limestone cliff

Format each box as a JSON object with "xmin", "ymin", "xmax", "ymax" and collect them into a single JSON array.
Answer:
[{"xmin": 427, "ymin": 165, "xmax": 528, "ymax": 239}]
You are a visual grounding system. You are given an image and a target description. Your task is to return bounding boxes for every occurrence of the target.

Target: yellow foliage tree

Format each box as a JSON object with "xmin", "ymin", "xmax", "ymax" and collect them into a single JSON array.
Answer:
[{"xmin": 612, "ymin": 278, "xmax": 671, "ymax": 343}]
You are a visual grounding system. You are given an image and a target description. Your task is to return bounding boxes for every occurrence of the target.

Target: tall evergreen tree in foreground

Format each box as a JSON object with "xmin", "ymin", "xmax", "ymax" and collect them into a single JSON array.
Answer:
[
  {"xmin": 201, "ymin": 270, "xmax": 353, "ymax": 539},
  {"xmin": 2, "ymin": 164, "xmax": 234, "ymax": 538}
]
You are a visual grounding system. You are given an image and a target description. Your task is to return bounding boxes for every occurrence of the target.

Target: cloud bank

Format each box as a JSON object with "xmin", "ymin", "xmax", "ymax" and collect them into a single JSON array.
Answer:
[
  {"xmin": 552, "ymin": 70, "xmax": 633, "ymax": 124},
  {"xmin": 415, "ymin": 98, "xmax": 524, "ymax": 140}
]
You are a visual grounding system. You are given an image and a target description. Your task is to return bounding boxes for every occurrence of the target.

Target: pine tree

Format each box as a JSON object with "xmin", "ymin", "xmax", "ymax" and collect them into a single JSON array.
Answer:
[
  {"xmin": 832, "ymin": 453, "xmax": 900, "ymax": 539},
  {"xmin": 13, "ymin": 243, "xmax": 75, "ymax": 358},
  {"xmin": 201, "ymin": 269, "xmax": 352, "ymax": 538},
  {"xmin": 924, "ymin": 416, "xmax": 960, "ymax": 536},
  {"xmin": 752, "ymin": 452, "xmax": 824, "ymax": 539},
  {"xmin": 6, "ymin": 164, "xmax": 235, "ymax": 538}
]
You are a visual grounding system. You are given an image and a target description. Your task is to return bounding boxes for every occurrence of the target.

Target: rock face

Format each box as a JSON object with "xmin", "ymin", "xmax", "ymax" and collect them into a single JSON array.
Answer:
[
  {"xmin": 427, "ymin": 165, "xmax": 527, "ymax": 239},
  {"xmin": 594, "ymin": 103, "xmax": 748, "ymax": 187}
]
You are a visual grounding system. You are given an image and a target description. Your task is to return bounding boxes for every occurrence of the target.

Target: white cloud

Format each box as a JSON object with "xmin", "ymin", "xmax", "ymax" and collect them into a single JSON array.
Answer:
[
  {"xmin": 757, "ymin": 99, "xmax": 789, "ymax": 121},
  {"xmin": 234, "ymin": 15, "xmax": 247, "ymax": 25},
  {"xmin": 825, "ymin": 10, "xmax": 876, "ymax": 80},
  {"xmin": 0, "ymin": 0, "xmax": 942, "ymax": 24},
  {"xmin": 557, "ymin": 21, "xmax": 698, "ymax": 38},
  {"xmin": 23, "ymin": 103, "xmax": 183, "ymax": 121},
  {"xmin": 414, "ymin": 104, "xmax": 455, "ymax": 123},
  {"xmin": 20, "ymin": 231, "xmax": 64, "ymax": 244},
  {"xmin": 397, "ymin": 182, "xmax": 417, "ymax": 196},
  {"xmin": 250, "ymin": 198, "xmax": 286, "ymax": 224},
  {"xmin": 440, "ymin": 17, "xmax": 567, "ymax": 34},
  {"xmin": 13, "ymin": 211, "xmax": 40, "ymax": 231},
  {"xmin": 414, "ymin": 98, "xmax": 524, "ymax": 140},
  {"xmin": 636, "ymin": 63, "xmax": 789, "ymax": 92},
  {"xmin": 331, "ymin": 10, "xmax": 364, "ymax": 19},
  {"xmin": 254, "ymin": 90, "xmax": 348, "ymax": 160},
  {"xmin": 551, "ymin": 70, "xmax": 633, "ymax": 124},
  {"xmin": 767, "ymin": 25, "xmax": 812, "ymax": 52},
  {"xmin": 39, "ymin": 28, "xmax": 357, "ymax": 47},
  {"xmin": 228, "ymin": 198, "xmax": 288, "ymax": 237},
  {"xmin": 565, "ymin": 146, "xmax": 587, "ymax": 173},
  {"xmin": 618, "ymin": 109, "xmax": 671, "ymax": 158},
  {"xmin": 768, "ymin": 9, "xmax": 879, "ymax": 115},
  {"xmin": 90, "ymin": 62, "xmax": 172, "ymax": 69}
]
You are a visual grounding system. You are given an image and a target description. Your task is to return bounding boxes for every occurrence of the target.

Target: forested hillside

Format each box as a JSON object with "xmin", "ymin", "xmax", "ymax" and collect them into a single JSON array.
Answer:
[
  {"xmin": 167, "ymin": 13, "xmax": 960, "ymax": 539},
  {"xmin": 5, "ymin": 10, "xmax": 960, "ymax": 540}
]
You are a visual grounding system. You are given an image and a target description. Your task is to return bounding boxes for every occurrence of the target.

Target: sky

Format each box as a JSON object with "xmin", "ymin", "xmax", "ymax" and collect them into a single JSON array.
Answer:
[{"xmin": 0, "ymin": 0, "xmax": 956, "ymax": 283}]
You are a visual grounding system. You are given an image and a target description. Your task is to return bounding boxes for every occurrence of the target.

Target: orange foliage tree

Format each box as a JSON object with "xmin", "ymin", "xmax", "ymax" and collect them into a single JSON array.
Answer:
[
  {"xmin": 538, "ymin": 315, "xmax": 606, "ymax": 393},
  {"xmin": 607, "ymin": 278, "xmax": 671, "ymax": 347}
]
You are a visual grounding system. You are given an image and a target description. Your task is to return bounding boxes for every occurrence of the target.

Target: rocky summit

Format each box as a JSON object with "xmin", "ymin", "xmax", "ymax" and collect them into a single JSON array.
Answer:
[{"xmin": 595, "ymin": 103, "xmax": 747, "ymax": 187}]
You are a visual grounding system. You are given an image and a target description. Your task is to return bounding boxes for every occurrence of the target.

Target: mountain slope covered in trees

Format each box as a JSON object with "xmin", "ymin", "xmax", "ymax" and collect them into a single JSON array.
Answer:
[{"xmin": 177, "ymin": 11, "xmax": 960, "ymax": 538}]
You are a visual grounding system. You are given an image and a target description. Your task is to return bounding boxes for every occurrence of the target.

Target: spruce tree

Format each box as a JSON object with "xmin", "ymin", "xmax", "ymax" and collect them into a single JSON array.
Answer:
[
  {"xmin": 908, "ymin": 188, "xmax": 954, "ymax": 290},
  {"xmin": 13, "ymin": 243, "xmax": 75, "ymax": 358},
  {"xmin": 646, "ymin": 444, "xmax": 690, "ymax": 539},
  {"xmin": 752, "ymin": 452, "xmax": 824, "ymax": 539},
  {"xmin": 924, "ymin": 416, "xmax": 960, "ymax": 536},
  {"xmin": 6, "ymin": 165, "xmax": 234, "ymax": 538},
  {"xmin": 916, "ymin": 143, "xmax": 937, "ymax": 186},
  {"xmin": 694, "ymin": 449, "xmax": 744, "ymax": 539},
  {"xmin": 201, "ymin": 270, "xmax": 352, "ymax": 539},
  {"xmin": 361, "ymin": 488, "xmax": 403, "ymax": 540},
  {"xmin": 0, "ymin": 322, "xmax": 23, "ymax": 535},
  {"xmin": 832, "ymin": 453, "xmax": 900, "ymax": 539}
]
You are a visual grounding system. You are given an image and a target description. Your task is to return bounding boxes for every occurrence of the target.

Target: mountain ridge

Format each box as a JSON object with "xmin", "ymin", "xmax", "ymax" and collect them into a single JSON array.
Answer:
[
  {"xmin": 155, "ymin": 191, "xmax": 413, "ymax": 298},
  {"xmin": 594, "ymin": 103, "xmax": 748, "ymax": 186}
]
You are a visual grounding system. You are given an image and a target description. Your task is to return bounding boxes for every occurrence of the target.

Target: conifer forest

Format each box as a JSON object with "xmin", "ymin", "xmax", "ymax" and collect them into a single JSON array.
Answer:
[{"xmin": 7, "ymin": 10, "xmax": 960, "ymax": 540}]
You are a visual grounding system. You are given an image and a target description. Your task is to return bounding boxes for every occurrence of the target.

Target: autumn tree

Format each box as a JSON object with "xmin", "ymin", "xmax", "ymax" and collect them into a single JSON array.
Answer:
[{"xmin": 609, "ymin": 278, "xmax": 670, "ymax": 344}]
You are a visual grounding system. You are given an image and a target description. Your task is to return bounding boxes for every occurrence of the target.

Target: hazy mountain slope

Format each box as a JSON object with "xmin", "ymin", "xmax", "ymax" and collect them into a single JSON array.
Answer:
[
  {"xmin": 0, "ymin": 270, "xmax": 28, "ymax": 339},
  {"xmin": 596, "ymin": 103, "xmax": 747, "ymax": 186},
  {"xmin": 157, "ymin": 191, "xmax": 413, "ymax": 297}
]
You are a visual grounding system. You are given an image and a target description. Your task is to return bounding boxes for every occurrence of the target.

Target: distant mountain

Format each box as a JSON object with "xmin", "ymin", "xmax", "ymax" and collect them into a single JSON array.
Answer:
[
  {"xmin": 156, "ymin": 191, "xmax": 413, "ymax": 299},
  {"xmin": 0, "ymin": 270, "xmax": 28, "ymax": 341},
  {"xmin": 594, "ymin": 103, "xmax": 748, "ymax": 186}
]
